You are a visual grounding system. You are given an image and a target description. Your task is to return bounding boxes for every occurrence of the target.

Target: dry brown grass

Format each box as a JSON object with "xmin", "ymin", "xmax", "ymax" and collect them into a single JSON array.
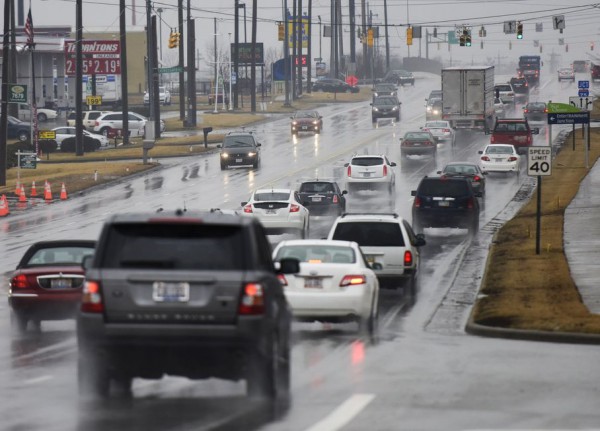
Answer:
[{"xmin": 473, "ymin": 128, "xmax": 600, "ymax": 333}]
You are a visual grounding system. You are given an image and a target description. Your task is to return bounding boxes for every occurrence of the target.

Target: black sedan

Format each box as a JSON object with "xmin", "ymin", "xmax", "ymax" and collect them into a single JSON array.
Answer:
[
  {"xmin": 311, "ymin": 78, "xmax": 359, "ymax": 93},
  {"xmin": 371, "ymin": 96, "xmax": 401, "ymax": 122},
  {"xmin": 298, "ymin": 180, "xmax": 347, "ymax": 216},
  {"xmin": 437, "ymin": 161, "xmax": 487, "ymax": 198}
]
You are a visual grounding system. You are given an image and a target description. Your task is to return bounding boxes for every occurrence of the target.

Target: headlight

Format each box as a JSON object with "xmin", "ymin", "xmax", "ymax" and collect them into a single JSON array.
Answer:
[
  {"xmin": 426, "ymin": 106, "xmax": 432, "ymax": 112},
  {"xmin": 373, "ymin": 107, "xmax": 379, "ymax": 112},
  {"xmin": 312, "ymin": 120, "xmax": 319, "ymax": 124},
  {"xmin": 221, "ymin": 153, "xmax": 229, "ymax": 158},
  {"xmin": 292, "ymin": 121, "xmax": 297, "ymax": 125},
  {"xmin": 433, "ymin": 109, "xmax": 439, "ymax": 115},
  {"xmin": 374, "ymin": 92, "xmax": 379, "ymax": 97},
  {"xmin": 392, "ymin": 106, "xmax": 398, "ymax": 111},
  {"xmin": 247, "ymin": 152, "xmax": 256, "ymax": 157}
]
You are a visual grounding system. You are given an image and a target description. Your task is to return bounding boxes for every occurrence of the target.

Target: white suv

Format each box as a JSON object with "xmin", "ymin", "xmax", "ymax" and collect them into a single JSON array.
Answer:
[
  {"xmin": 494, "ymin": 83, "xmax": 515, "ymax": 106},
  {"xmin": 344, "ymin": 155, "xmax": 397, "ymax": 193},
  {"xmin": 327, "ymin": 213, "xmax": 426, "ymax": 292}
]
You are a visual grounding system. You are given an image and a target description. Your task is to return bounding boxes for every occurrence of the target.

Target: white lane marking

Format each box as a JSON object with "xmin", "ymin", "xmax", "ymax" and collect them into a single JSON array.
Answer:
[
  {"xmin": 304, "ymin": 393, "xmax": 375, "ymax": 431},
  {"xmin": 23, "ymin": 375, "xmax": 53, "ymax": 385}
]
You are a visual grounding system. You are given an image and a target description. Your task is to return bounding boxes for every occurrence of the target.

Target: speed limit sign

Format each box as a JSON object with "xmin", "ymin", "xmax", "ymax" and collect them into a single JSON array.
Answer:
[{"xmin": 527, "ymin": 147, "xmax": 552, "ymax": 176}]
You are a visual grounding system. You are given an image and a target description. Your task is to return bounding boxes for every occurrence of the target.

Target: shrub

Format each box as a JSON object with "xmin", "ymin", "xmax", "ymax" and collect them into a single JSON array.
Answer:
[{"xmin": 60, "ymin": 136, "xmax": 99, "ymax": 153}]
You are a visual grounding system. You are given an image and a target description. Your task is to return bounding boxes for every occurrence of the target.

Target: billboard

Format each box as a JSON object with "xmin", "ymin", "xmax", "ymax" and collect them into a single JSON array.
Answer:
[
  {"xmin": 64, "ymin": 40, "xmax": 121, "ymax": 75},
  {"xmin": 231, "ymin": 43, "xmax": 264, "ymax": 66},
  {"xmin": 288, "ymin": 14, "xmax": 309, "ymax": 48}
]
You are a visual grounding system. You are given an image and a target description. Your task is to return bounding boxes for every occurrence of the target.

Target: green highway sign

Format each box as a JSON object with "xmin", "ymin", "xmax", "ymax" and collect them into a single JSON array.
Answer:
[
  {"xmin": 547, "ymin": 102, "xmax": 581, "ymax": 114},
  {"xmin": 447, "ymin": 31, "xmax": 458, "ymax": 45},
  {"xmin": 158, "ymin": 66, "xmax": 184, "ymax": 74}
]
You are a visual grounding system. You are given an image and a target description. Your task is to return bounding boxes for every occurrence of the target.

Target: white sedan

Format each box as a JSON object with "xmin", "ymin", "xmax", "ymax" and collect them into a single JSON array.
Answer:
[
  {"xmin": 241, "ymin": 188, "xmax": 310, "ymax": 238},
  {"xmin": 272, "ymin": 239, "xmax": 379, "ymax": 334},
  {"xmin": 421, "ymin": 120, "xmax": 455, "ymax": 146},
  {"xmin": 51, "ymin": 127, "xmax": 109, "ymax": 149},
  {"xmin": 479, "ymin": 144, "xmax": 521, "ymax": 174}
]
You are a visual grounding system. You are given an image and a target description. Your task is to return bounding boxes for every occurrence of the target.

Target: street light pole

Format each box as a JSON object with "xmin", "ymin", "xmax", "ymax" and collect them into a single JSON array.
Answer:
[
  {"xmin": 228, "ymin": 33, "xmax": 233, "ymax": 111},
  {"xmin": 157, "ymin": 7, "xmax": 163, "ymax": 62},
  {"xmin": 318, "ymin": 15, "xmax": 321, "ymax": 60}
]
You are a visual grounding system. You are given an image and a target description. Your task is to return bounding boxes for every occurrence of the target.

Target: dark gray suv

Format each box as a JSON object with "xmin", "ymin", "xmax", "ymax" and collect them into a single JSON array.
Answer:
[
  {"xmin": 77, "ymin": 210, "xmax": 298, "ymax": 400},
  {"xmin": 218, "ymin": 131, "xmax": 262, "ymax": 170}
]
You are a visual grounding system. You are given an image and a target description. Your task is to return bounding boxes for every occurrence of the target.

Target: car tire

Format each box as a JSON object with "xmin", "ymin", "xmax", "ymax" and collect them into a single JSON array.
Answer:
[
  {"xmin": 37, "ymin": 112, "xmax": 48, "ymax": 122},
  {"xmin": 395, "ymin": 114, "xmax": 400, "ymax": 122},
  {"xmin": 300, "ymin": 221, "xmax": 309, "ymax": 239},
  {"xmin": 404, "ymin": 273, "xmax": 418, "ymax": 297},
  {"xmin": 100, "ymin": 127, "xmax": 110, "ymax": 137},
  {"xmin": 78, "ymin": 350, "xmax": 110, "ymax": 399},
  {"xmin": 253, "ymin": 159, "xmax": 259, "ymax": 170},
  {"xmin": 246, "ymin": 337, "xmax": 278, "ymax": 399},
  {"xmin": 18, "ymin": 131, "xmax": 30, "ymax": 142},
  {"xmin": 10, "ymin": 310, "xmax": 28, "ymax": 334},
  {"xmin": 359, "ymin": 298, "xmax": 378, "ymax": 337},
  {"xmin": 220, "ymin": 163, "xmax": 227, "ymax": 171}
]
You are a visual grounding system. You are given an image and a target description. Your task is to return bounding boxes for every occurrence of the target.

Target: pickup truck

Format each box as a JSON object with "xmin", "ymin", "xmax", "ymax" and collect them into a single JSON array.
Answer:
[{"xmin": 487, "ymin": 118, "xmax": 539, "ymax": 154}]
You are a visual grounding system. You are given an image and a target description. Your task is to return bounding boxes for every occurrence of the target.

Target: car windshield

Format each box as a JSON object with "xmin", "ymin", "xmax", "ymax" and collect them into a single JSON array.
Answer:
[
  {"xmin": 223, "ymin": 136, "xmax": 255, "ymax": 147},
  {"xmin": 275, "ymin": 245, "xmax": 356, "ymax": 264},
  {"xmin": 445, "ymin": 164, "xmax": 478, "ymax": 175},
  {"xmin": 299, "ymin": 182, "xmax": 335, "ymax": 193},
  {"xmin": 254, "ymin": 192, "xmax": 290, "ymax": 201},
  {"xmin": 26, "ymin": 246, "xmax": 94, "ymax": 266},
  {"xmin": 351, "ymin": 157, "xmax": 384, "ymax": 166},
  {"xmin": 374, "ymin": 98, "xmax": 397, "ymax": 106},
  {"xmin": 486, "ymin": 146, "xmax": 514, "ymax": 155},
  {"xmin": 332, "ymin": 222, "xmax": 405, "ymax": 247},
  {"xmin": 418, "ymin": 179, "xmax": 471, "ymax": 197},
  {"xmin": 295, "ymin": 112, "xmax": 317, "ymax": 119},
  {"xmin": 528, "ymin": 103, "xmax": 546, "ymax": 110}
]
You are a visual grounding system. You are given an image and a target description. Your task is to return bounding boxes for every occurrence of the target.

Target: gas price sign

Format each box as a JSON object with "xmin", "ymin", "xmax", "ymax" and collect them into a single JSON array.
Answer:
[{"xmin": 64, "ymin": 40, "xmax": 121, "ymax": 76}]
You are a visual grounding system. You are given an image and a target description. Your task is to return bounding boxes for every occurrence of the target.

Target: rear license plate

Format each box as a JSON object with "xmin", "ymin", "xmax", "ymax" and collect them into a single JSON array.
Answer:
[
  {"xmin": 51, "ymin": 278, "xmax": 72, "ymax": 288},
  {"xmin": 304, "ymin": 278, "xmax": 322, "ymax": 289},
  {"xmin": 302, "ymin": 126, "xmax": 308, "ymax": 130},
  {"xmin": 153, "ymin": 281, "xmax": 190, "ymax": 302},
  {"xmin": 362, "ymin": 173, "xmax": 371, "ymax": 178},
  {"xmin": 266, "ymin": 209, "xmax": 277, "ymax": 214},
  {"xmin": 236, "ymin": 158, "xmax": 243, "ymax": 163},
  {"xmin": 438, "ymin": 201, "xmax": 450, "ymax": 207},
  {"xmin": 312, "ymin": 197, "xmax": 322, "ymax": 202},
  {"xmin": 413, "ymin": 143, "xmax": 421, "ymax": 146},
  {"xmin": 495, "ymin": 158, "xmax": 503, "ymax": 162}
]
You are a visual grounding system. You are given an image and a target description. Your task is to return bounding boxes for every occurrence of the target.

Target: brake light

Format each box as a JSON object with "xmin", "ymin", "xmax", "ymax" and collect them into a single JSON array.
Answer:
[
  {"xmin": 404, "ymin": 251, "xmax": 413, "ymax": 267},
  {"xmin": 10, "ymin": 274, "xmax": 28, "ymax": 289},
  {"xmin": 442, "ymin": 128, "xmax": 450, "ymax": 133},
  {"xmin": 277, "ymin": 274, "xmax": 288, "ymax": 286},
  {"xmin": 523, "ymin": 109, "xmax": 529, "ymax": 113},
  {"xmin": 527, "ymin": 134, "xmax": 532, "ymax": 144},
  {"xmin": 414, "ymin": 196, "xmax": 422, "ymax": 208},
  {"xmin": 239, "ymin": 282, "xmax": 264, "ymax": 314},
  {"xmin": 339, "ymin": 275, "xmax": 366, "ymax": 287},
  {"xmin": 467, "ymin": 197, "xmax": 475, "ymax": 209},
  {"xmin": 81, "ymin": 280, "xmax": 104, "ymax": 313},
  {"xmin": 544, "ymin": 108, "xmax": 548, "ymax": 113},
  {"xmin": 490, "ymin": 135, "xmax": 495, "ymax": 143},
  {"xmin": 95, "ymin": 120, "xmax": 100, "ymax": 126},
  {"xmin": 473, "ymin": 175, "xmax": 481, "ymax": 182},
  {"xmin": 481, "ymin": 156, "xmax": 491, "ymax": 161},
  {"xmin": 347, "ymin": 165, "xmax": 352, "ymax": 177},
  {"xmin": 243, "ymin": 204, "xmax": 253, "ymax": 213},
  {"xmin": 508, "ymin": 156, "xmax": 518, "ymax": 162},
  {"xmin": 383, "ymin": 165, "xmax": 388, "ymax": 176},
  {"xmin": 290, "ymin": 204, "xmax": 300, "ymax": 213},
  {"xmin": 333, "ymin": 195, "xmax": 339, "ymax": 203}
]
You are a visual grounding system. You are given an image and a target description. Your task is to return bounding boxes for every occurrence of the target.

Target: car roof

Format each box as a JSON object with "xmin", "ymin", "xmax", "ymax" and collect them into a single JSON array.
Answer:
[
  {"xmin": 495, "ymin": 118, "xmax": 528, "ymax": 123},
  {"xmin": 104, "ymin": 210, "xmax": 255, "ymax": 226},
  {"xmin": 300, "ymin": 179, "xmax": 337, "ymax": 184},
  {"xmin": 276, "ymin": 239, "xmax": 358, "ymax": 248},
  {"xmin": 254, "ymin": 188, "xmax": 292, "ymax": 194},
  {"xmin": 335, "ymin": 213, "xmax": 404, "ymax": 222}
]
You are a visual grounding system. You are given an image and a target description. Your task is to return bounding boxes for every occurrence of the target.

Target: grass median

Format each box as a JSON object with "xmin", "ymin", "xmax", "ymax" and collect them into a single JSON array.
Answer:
[{"xmin": 472, "ymin": 127, "xmax": 600, "ymax": 333}]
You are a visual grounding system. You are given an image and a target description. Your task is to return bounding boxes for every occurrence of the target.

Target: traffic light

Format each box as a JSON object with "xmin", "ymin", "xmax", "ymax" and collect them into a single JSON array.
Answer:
[
  {"xmin": 406, "ymin": 27, "xmax": 413, "ymax": 46},
  {"xmin": 433, "ymin": 27, "xmax": 437, "ymax": 38},
  {"xmin": 517, "ymin": 21, "xmax": 523, "ymax": 39},
  {"xmin": 459, "ymin": 32, "xmax": 466, "ymax": 47},
  {"xmin": 168, "ymin": 32, "xmax": 178, "ymax": 49},
  {"xmin": 464, "ymin": 29, "xmax": 471, "ymax": 47},
  {"xmin": 175, "ymin": 32, "xmax": 181, "ymax": 47},
  {"xmin": 479, "ymin": 26, "xmax": 486, "ymax": 37},
  {"xmin": 591, "ymin": 42, "xmax": 595, "ymax": 51}
]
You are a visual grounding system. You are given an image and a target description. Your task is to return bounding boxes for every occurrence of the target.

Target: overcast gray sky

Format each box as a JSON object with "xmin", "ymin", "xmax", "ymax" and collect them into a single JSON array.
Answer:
[{"xmin": 7, "ymin": 0, "xmax": 600, "ymax": 73}]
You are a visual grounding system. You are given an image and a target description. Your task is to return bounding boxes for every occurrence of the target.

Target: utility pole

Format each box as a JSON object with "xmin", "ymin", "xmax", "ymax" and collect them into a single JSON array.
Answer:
[
  {"xmin": 361, "ymin": 0, "xmax": 367, "ymax": 79},
  {"xmin": 336, "ymin": 0, "xmax": 343, "ymax": 74},
  {"xmin": 186, "ymin": 0, "xmax": 196, "ymax": 125},
  {"xmin": 250, "ymin": 0, "xmax": 257, "ymax": 111},
  {"xmin": 297, "ymin": 0, "xmax": 303, "ymax": 96},
  {"xmin": 307, "ymin": 0, "xmax": 312, "ymax": 93},
  {"xmin": 145, "ymin": 0, "xmax": 154, "ymax": 125},
  {"xmin": 76, "ymin": 0, "xmax": 84, "ymax": 156},
  {"xmin": 0, "ymin": 0, "xmax": 11, "ymax": 185},
  {"xmin": 119, "ymin": 0, "xmax": 129, "ymax": 143},
  {"xmin": 283, "ymin": 0, "xmax": 290, "ymax": 106},
  {"xmin": 234, "ymin": 0, "xmax": 240, "ymax": 109},
  {"xmin": 178, "ymin": 0, "xmax": 184, "ymax": 120},
  {"xmin": 383, "ymin": 0, "xmax": 389, "ymax": 72},
  {"xmin": 349, "ymin": 0, "xmax": 356, "ymax": 64}
]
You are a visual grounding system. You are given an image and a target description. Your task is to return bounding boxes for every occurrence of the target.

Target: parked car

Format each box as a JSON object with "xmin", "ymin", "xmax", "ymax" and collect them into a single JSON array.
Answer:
[
  {"xmin": 241, "ymin": 189, "xmax": 310, "ymax": 238},
  {"xmin": 344, "ymin": 154, "xmax": 396, "ymax": 193},
  {"xmin": 557, "ymin": 67, "xmax": 575, "ymax": 82},
  {"xmin": 421, "ymin": 120, "xmax": 455, "ymax": 146},
  {"xmin": 297, "ymin": 180, "xmax": 347, "ymax": 216},
  {"xmin": 16, "ymin": 103, "xmax": 58, "ymax": 122},
  {"xmin": 327, "ymin": 213, "xmax": 425, "ymax": 292},
  {"xmin": 77, "ymin": 210, "xmax": 298, "ymax": 399},
  {"xmin": 143, "ymin": 86, "xmax": 172, "ymax": 105},
  {"xmin": 311, "ymin": 78, "xmax": 359, "ymax": 93},
  {"xmin": 488, "ymin": 118, "xmax": 539, "ymax": 154},
  {"xmin": 437, "ymin": 161, "xmax": 487, "ymax": 198},
  {"xmin": 52, "ymin": 126, "xmax": 109, "ymax": 149},
  {"xmin": 400, "ymin": 130, "xmax": 437, "ymax": 159},
  {"xmin": 372, "ymin": 83, "xmax": 398, "ymax": 98},
  {"xmin": 291, "ymin": 110, "xmax": 323, "ymax": 135},
  {"xmin": 9, "ymin": 240, "xmax": 95, "ymax": 333},
  {"xmin": 411, "ymin": 176, "xmax": 481, "ymax": 235},
  {"xmin": 523, "ymin": 102, "xmax": 548, "ymax": 123},
  {"xmin": 272, "ymin": 239, "xmax": 380, "ymax": 334},
  {"xmin": 479, "ymin": 143, "xmax": 521, "ymax": 174},
  {"xmin": 7, "ymin": 115, "xmax": 31, "ymax": 142},
  {"xmin": 93, "ymin": 111, "xmax": 164, "ymax": 137},
  {"xmin": 217, "ymin": 130, "xmax": 262, "ymax": 169},
  {"xmin": 371, "ymin": 96, "xmax": 401, "ymax": 122}
]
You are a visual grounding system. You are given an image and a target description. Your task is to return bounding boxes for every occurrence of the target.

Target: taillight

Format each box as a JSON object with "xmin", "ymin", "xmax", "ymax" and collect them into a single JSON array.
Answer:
[
  {"xmin": 467, "ymin": 197, "xmax": 475, "ymax": 209},
  {"xmin": 333, "ymin": 195, "xmax": 339, "ymax": 203},
  {"xmin": 490, "ymin": 135, "xmax": 495, "ymax": 143},
  {"xmin": 339, "ymin": 275, "xmax": 366, "ymax": 287},
  {"xmin": 508, "ymin": 156, "xmax": 518, "ymax": 162},
  {"xmin": 10, "ymin": 274, "xmax": 28, "ymax": 289},
  {"xmin": 81, "ymin": 280, "xmax": 104, "ymax": 313},
  {"xmin": 243, "ymin": 204, "xmax": 253, "ymax": 213},
  {"xmin": 383, "ymin": 165, "xmax": 388, "ymax": 176},
  {"xmin": 481, "ymin": 156, "xmax": 491, "ymax": 161},
  {"xmin": 414, "ymin": 196, "xmax": 422, "ymax": 208},
  {"xmin": 404, "ymin": 251, "xmax": 413, "ymax": 267},
  {"xmin": 347, "ymin": 165, "xmax": 352, "ymax": 177},
  {"xmin": 544, "ymin": 108, "xmax": 548, "ymax": 113},
  {"xmin": 523, "ymin": 109, "xmax": 529, "ymax": 113},
  {"xmin": 442, "ymin": 128, "xmax": 450, "ymax": 133},
  {"xmin": 277, "ymin": 274, "xmax": 288, "ymax": 286},
  {"xmin": 473, "ymin": 175, "xmax": 481, "ymax": 182},
  {"xmin": 95, "ymin": 120, "xmax": 100, "ymax": 126},
  {"xmin": 527, "ymin": 134, "xmax": 532, "ymax": 144},
  {"xmin": 238, "ymin": 282, "xmax": 264, "ymax": 314},
  {"xmin": 290, "ymin": 204, "xmax": 300, "ymax": 213}
]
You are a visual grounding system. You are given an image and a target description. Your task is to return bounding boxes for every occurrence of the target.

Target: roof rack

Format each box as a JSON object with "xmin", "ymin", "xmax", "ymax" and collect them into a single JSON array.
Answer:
[{"xmin": 341, "ymin": 212, "xmax": 399, "ymax": 218}]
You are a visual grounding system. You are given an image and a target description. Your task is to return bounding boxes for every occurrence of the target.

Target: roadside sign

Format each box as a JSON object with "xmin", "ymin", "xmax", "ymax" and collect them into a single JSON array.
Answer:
[
  {"xmin": 8, "ymin": 84, "xmax": 27, "ymax": 103},
  {"xmin": 64, "ymin": 40, "xmax": 121, "ymax": 76},
  {"xmin": 158, "ymin": 66, "xmax": 184, "ymax": 74},
  {"xmin": 527, "ymin": 147, "xmax": 552, "ymax": 176},
  {"xmin": 578, "ymin": 80, "xmax": 590, "ymax": 89},
  {"xmin": 569, "ymin": 96, "xmax": 595, "ymax": 110},
  {"xmin": 547, "ymin": 111, "xmax": 590, "ymax": 125},
  {"xmin": 231, "ymin": 71, "xmax": 237, "ymax": 84},
  {"xmin": 578, "ymin": 90, "xmax": 590, "ymax": 98},
  {"xmin": 546, "ymin": 102, "xmax": 581, "ymax": 113},
  {"xmin": 17, "ymin": 152, "xmax": 37, "ymax": 169},
  {"xmin": 38, "ymin": 130, "xmax": 56, "ymax": 140},
  {"xmin": 86, "ymin": 95, "xmax": 102, "ymax": 106}
]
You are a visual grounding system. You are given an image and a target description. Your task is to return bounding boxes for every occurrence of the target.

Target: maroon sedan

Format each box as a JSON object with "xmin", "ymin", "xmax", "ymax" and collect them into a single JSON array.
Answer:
[
  {"xmin": 8, "ymin": 240, "xmax": 95, "ymax": 333},
  {"xmin": 291, "ymin": 110, "xmax": 323, "ymax": 135}
]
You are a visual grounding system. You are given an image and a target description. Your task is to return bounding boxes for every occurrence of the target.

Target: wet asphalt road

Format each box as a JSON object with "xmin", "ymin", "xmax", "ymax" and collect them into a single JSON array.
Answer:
[{"xmin": 1, "ymin": 71, "xmax": 600, "ymax": 430}]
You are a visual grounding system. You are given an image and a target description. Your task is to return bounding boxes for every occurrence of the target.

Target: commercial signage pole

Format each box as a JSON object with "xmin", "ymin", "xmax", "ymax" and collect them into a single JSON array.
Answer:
[{"xmin": 536, "ymin": 175, "xmax": 542, "ymax": 255}]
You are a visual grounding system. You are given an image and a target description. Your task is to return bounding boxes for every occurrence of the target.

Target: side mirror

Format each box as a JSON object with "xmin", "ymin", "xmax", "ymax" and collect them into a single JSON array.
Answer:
[
  {"xmin": 344, "ymin": 163, "xmax": 349, "ymax": 167},
  {"xmin": 277, "ymin": 257, "xmax": 300, "ymax": 274},
  {"xmin": 411, "ymin": 190, "xmax": 417, "ymax": 196},
  {"xmin": 390, "ymin": 162, "xmax": 397, "ymax": 167},
  {"xmin": 341, "ymin": 190, "xmax": 348, "ymax": 195},
  {"xmin": 240, "ymin": 201, "xmax": 248, "ymax": 206},
  {"xmin": 415, "ymin": 233, "xmax": 426, "ymax": 247},
  {"xmin": 482, "ymin": 171, "xmax": 488, "ymax": 175},
  {"xmin": 478, "ymin": 150, "xmax": 483, "ymax": 154},
  {"xmin": 436, "ymin": 170, "xmax": 442, "ymax": 174},
  {"xmin": 216, "ymin": 144, "xmax": 222, "ymax": 148},
  {"xmin": 532, "ymin": 128, "xmax": 540, "ymax": 134},
  {"xmin": 370, "ymin": 103, "xmax": 373, "ymax": 106},
  {"xmin": 371, "ymin": 262, "xmax": 383, "ymax": 270},
  {"xmin": 257, "ymin": 143, "xmax": 262, "ymax": 147}
]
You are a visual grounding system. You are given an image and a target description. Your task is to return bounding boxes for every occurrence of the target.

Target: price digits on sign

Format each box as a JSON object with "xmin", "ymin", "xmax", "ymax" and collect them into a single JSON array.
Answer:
[
  {"xmin": 65, "ymin": 58, "xmax": 121, "ymax": 75},
  {"xmin": 529, "ymin": 160, "xmax": 551, "ymax": 174}
]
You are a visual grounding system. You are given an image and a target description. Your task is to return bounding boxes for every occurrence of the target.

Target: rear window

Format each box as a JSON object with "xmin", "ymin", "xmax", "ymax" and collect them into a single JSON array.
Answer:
[
  {"xmin": 88, "ymin": 112, "xmax": 103, "ymax": 120},
  {"xmin": 351, "ymin": 157, "xmax": 384, "ymax": 166},
  {"xmin": 299, "ymin": 182, "xmax": 335, "ymax": 193},
  {"xmin": 494, "ymin": 122, "xmax": 529, "ymax": 132},
  {"xmin": 417, "ymin": 179, "xmax": 470, "ymax": 198},
  {"xmin": 495, "ymin": 85, "xmax": 512, "ymax": 91},
  {"xmin": 100, "ymin": 223, "xmax": 245, "ymax": 270},
  {"xmin": 254, "ymin": 192, "xmax": 290, "ymax": 201},
  {"xmin": 26, "ymin": 246, "xmax": 94, "ymax": 266},
  {"xmin": 275, "ymin": 245, "xmax": 356, "ymax": 264},
  {"xmin": 332, "ymin": 221, "xmax": 405, "ymax": 247},
  {"xmin": 527, "ymin": 103, "xmax": 546, "ymax": 110}
]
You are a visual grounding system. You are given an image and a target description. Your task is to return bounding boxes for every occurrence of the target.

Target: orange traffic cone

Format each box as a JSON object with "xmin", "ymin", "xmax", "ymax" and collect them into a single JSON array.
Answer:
[
  {"xmin": 15, "ymin": 181, "xmax": 21, "ymax": 196},
  {"xmin": 30, "ymin": 181, "xmax": 38, "ymax": 197},
  {"xmin": 0, "ymin": 195, "xmax": 9, "ymax": 217},
  {"xmin": 18, "ymin": 185, "xmax": 27, "ymax": 203},
  {"xmin": 60, "ymin": 183, "xmax": 68, "ymax": 200},
  {"xmin": 44, "ymin": 182, "xmax": 53, "ymax": 201}
]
